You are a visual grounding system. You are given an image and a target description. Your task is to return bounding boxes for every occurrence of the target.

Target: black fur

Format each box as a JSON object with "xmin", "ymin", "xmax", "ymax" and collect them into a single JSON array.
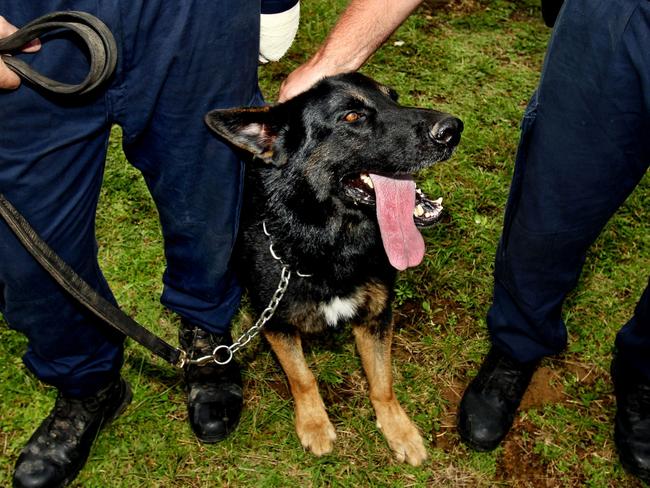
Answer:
[{"xmin": 205, "ymin": 72, "xmax": 462, "ymax": 335}]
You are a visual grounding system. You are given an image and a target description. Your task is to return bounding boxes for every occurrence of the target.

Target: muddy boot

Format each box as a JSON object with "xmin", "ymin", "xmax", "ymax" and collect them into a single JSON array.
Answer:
[
  {"xmin": 612, "ymin": 355, "xmax": 650, "ymax": 484},
  {"xmin": 457, "ymin": 347, "xmax": 538, "ymax": 451},
  {"xmin": 13, "ymin": 377, "xmax": 132, "ymax": 488},
  {"xmin": 179, "ymin": 320, "xmax": 243, "ymax": 443}
]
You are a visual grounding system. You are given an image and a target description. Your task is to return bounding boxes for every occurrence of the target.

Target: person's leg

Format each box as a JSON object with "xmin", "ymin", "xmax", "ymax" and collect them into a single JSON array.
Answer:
[
  {"xmin": 616, "ymin": 281, "xmax": 650, "ymax": 377},
  {"xmin": 0, "ymin": 2, "xmax": 125, "ymax": 397},
  {"xmin": 489, "ymin": 0, "xmax": 649, "ymax": 363},
  {"xmin": 612, "ymin": 277, "xmax": 650, "ymax": 482},
  {"xmin": 458, "ymin": 0, "xmax": 650, "ymax": 452},
  {"xmin": 118, "ymin": 0, "xmax": 262, "ymax": 334},
  {"xmin": 114, "ymin": 0, "xmax": 262, "ymax": 442},
  {"xmin": 0, "ymin": 3, "xmax": 131, "ymax": 486}
]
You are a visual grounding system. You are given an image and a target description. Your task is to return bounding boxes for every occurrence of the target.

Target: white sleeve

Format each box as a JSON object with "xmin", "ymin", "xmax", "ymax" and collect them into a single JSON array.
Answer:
[{"xmin": 259, "ymin": 1, "xmax": 300, "ymax": 64}]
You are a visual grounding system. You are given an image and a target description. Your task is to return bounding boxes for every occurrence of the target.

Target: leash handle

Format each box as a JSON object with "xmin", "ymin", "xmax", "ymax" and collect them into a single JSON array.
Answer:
[{"xmin": 0, "ymin": 11, "xmax": 117, "ymax": 95}]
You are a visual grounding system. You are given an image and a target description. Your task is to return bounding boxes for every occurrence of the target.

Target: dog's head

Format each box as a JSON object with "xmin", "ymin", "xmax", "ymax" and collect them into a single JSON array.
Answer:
[{"xmin": 205, "ymin": 72, "xmax": 463, "ymax": 270}]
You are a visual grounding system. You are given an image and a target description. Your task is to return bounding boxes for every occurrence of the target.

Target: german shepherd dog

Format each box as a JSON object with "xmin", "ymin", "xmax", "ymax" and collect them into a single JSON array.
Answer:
[{"xmin": 205, "ymin": 73, "xmax": 462, "ymax": 466}]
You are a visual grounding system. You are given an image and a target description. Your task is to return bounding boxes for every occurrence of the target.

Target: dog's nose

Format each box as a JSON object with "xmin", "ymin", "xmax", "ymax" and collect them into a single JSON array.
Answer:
[{"xmin": 429, "ymin": 117, "xmax": 463, "ymax": 146}]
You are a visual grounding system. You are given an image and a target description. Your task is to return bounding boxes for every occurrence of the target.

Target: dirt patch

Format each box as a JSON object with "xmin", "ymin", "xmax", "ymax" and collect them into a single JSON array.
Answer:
[
  {"xmin": 497, "ymin": 420, "xmax": 557, "ymax": 487},
  {"xmin": 561, "ymin": 359, "xmax": 603, "ymax": 388},
  {"xmin": 476, "ymin": 201, "xmax": 504, "ymax": 216},
  {"xmin": 394, "ymin": 297, "xmax": 474, "ymax": 336},
  {"xmin": 321, "ymin": 376, "xmax": 359, "ymax": 407},
  {"xmin": 431, "ymin": 365, "xmax": 566, "ymax": 452},
  {"xmin": 520, "ymin": 366, "xmax": 565, "ymax": 409},
  {"xmin": 393, "ymin": 300, "xmax": 425, "ymax": 331},
  {"xmin": 264, "ymin": 378, "xmax": 291, "ymax": 400},
  {"xmin": 431, "ymin": 378, "xmax": 464, "ymax": 451}
]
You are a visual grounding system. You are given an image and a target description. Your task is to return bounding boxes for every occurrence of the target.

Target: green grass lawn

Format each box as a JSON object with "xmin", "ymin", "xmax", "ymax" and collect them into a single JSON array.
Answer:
[{"xmin": 1, "ymin": 1, "xmax": 649, "ymax": 486}]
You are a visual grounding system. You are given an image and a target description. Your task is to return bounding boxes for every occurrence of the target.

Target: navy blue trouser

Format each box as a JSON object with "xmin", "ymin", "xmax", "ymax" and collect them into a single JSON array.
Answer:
[
  {"xmin": 0, "ymin": 0, "xmax": 262, "ymax": 396},
  {"xmin": 488, "ymin": 0, "xmax": 650, "ymax": 376}
]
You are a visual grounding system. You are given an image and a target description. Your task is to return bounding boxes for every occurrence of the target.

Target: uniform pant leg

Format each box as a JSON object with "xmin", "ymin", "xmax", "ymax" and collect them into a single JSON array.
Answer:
[
  {"xmin": 114, "ymin": 0, "xmax": 262, "ymax": 334},
  {"xmin": 0, "ymin": 2, "xmax": 124, "ymax": 396},
  {"xmin": 612, "ymin": 3, "xmax": 650, "ymax": 379},
  {"xmin": 616, "ymin": 279, "xmax": 650, "ymax": 378},
  {"xmin": 488, "ymin": 0, "xmax": 650, "ymax": 363}
]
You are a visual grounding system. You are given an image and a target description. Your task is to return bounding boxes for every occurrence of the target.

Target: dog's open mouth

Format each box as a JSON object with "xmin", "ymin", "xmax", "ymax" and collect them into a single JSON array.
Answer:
[
  {"xmin": 343, "ymin": 173, "xmax": 444, "ymax": 227},
  {"xmin": 343, "ymin": 172, "xmax": 444, "ymax": 271}
]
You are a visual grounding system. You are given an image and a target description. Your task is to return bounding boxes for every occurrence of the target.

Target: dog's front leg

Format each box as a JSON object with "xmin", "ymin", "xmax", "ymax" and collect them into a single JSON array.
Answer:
[
  {"xmin": 263, "ymin": 329, "xmax": 337, "ymax": 456},
  {"xmin": 353, "ymin": 323, "xmax": 428, "ymax": 466}
]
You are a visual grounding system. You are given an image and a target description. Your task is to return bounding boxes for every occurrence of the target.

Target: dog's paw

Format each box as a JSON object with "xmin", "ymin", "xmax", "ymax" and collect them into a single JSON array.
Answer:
[
  {"xmin": 382, "ymin": 421, "xmax": 427, "ymax": 466},
  {"xmin": 375, "ymin": 404, "xmax": 428, "ymax": 466},
  {"xmin": 296, "ymin": 417, "xmax": 337, "ymax": 456}
]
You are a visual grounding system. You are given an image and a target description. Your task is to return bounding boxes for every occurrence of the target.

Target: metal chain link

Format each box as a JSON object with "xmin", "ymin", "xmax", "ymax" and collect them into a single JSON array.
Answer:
[
  {"xmin": 184, "ymin": 265, "xmax": 290, "ymax": 366},
  {"xmin": 182, "ymin": 221, "xmax": 296, "ymax": 367}
]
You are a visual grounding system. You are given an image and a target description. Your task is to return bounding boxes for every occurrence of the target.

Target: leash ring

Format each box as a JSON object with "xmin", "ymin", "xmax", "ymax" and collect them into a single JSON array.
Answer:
[{"xmin": 212, "ymin": 345, "xmax": 234, "ymax": 365}]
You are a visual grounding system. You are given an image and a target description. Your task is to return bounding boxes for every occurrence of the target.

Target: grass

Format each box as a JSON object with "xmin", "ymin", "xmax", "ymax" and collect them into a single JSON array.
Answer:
[{"xmin": 1, "ymin": 0, "xmax": 649, "ymax": 486}]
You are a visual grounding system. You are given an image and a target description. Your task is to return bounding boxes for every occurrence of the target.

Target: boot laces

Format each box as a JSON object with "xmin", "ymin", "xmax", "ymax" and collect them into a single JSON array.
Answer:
[
  {"xmin": 482, "ymin": 352, "xmax": 535, "ymax": 404},
  {"xmin": 629, "ymin": 382, "xmax": 650, "ymax": 420}
]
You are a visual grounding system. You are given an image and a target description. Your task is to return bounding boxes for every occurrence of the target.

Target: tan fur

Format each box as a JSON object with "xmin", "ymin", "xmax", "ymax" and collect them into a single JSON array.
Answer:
[
  {"xmin": 361, "ymin": 281, "xmax": 389, "ymax": 318},
  {"xmin": 284, "ymin": 280, "xmax": 389, "ymax": 334},
  {"xmin": 267, "ymin": 279, "xmax": 426, "ymax": 465},
  {"xmin": 352, "ymin": 324, "xmax": 427, "ymax": 466},
  {"xmin": 263, "ymin": 329, "xmax": 337, "ymax": 455}
]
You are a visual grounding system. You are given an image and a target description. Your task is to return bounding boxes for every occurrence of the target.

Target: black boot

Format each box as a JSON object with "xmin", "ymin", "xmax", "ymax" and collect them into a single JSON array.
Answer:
[
  {"xmin": 13, "ymin": 377, "xmax": 131, "ymax": 488},
  {"xmin": 179, "ymin": 320, "xmax": 243, "ymax": 443},
  {"xmin": 458, "ymin": 347, "xmax": 538, "ymax": 451},
  {"xmin": 612, "ymin": 355, "xmax": 650, "ymax": 484}
]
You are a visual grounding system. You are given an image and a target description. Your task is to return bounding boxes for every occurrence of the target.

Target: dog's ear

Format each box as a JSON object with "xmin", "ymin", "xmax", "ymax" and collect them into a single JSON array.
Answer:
[
  {"xmin": 372, "ymin": 80, "xmax": 399, "ymax": 102},
  {"xmin": 205, "ymin": 106, "xmax": 285, "ymax": 166}
]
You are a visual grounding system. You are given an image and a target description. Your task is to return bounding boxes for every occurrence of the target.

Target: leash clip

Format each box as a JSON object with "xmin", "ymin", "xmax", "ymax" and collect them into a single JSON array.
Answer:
[{"xmin": 182, "ymin": 345, "xmax": 233, "ymax": 367}]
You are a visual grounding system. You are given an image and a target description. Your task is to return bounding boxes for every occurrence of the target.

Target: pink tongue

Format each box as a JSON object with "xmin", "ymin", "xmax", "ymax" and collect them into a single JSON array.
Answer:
[{"xmin": 369, "ymin": 173, "xmax": 425, "ymax": 270}]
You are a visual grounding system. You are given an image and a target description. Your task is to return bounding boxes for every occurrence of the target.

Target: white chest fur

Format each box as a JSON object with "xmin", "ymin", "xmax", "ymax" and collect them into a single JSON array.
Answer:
[{"xmin": 318, "ymin": 295, "xmax": 361, "ymax": 327}]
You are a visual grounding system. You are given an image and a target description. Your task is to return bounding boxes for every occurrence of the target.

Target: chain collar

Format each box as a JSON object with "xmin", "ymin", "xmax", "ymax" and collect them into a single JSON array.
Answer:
[
  {"xmin": 181, "ymin": 220, "xmax": 309, "ymax": 367},
  {"xmin": 262, "ymin": 221, "xmax": 312, "ymax": 278}
]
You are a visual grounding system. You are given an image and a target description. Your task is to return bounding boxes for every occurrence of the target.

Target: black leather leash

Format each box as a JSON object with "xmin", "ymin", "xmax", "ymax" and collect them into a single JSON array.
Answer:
[
  {"xmin": 0, "ymin": 11, "xmax": 117, "ymax": 95},
  {"xmin": 0, "ymin": 196, "xmax": 184, "ymax": 366},
  {"xmin": 0, "ymin": 12, "xmax": 185, "ymax": 367}
]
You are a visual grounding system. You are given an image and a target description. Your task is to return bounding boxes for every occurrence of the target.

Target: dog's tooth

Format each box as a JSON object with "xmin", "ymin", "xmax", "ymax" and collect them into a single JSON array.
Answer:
[
  {"xmin": 360, "ymin": 174, "xmax": 374, "ymax": 188},
  {"xmin": 424, "ymin": 211, "xmax": 434, "ymax": 218},
  {"xmin": 433, "ymin": 197, "xmax": 443, "ymax": 205},
  {"xmin": 414, "ymin": 204, "xmax": 425, "ymax": 217}
]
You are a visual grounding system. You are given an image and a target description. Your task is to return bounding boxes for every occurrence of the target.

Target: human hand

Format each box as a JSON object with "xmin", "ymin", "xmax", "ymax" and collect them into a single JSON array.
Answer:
[
  {"xmin": 277, "ymin": 0, "xmax": 423, "ymax": 103},
  {"xmin": 0, "ymin": 15, "xmax": 41, "ymax": 89},
  {"xmin": 278, "ymin": 56, "xmax": 336, "ymax": 103}
]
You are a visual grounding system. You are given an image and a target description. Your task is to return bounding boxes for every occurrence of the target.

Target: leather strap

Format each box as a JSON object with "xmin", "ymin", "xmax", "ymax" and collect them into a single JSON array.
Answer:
[
  {"xmin": 0, "ymin": 194, "xmax": 184, "ymax": 366},
  {"xmin": 0, "ymin": 11, "xmax": 117, "ymax": 95},
  {"xmin": 0, "ymin": 12, "xmax": 185, "ymax": 366}
]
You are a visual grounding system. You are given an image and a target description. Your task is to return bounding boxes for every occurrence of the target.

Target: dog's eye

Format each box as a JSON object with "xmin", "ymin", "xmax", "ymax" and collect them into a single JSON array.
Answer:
[{"xmin": 342, "ymin": 112, "xmax": 365, "ymax": 123}]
